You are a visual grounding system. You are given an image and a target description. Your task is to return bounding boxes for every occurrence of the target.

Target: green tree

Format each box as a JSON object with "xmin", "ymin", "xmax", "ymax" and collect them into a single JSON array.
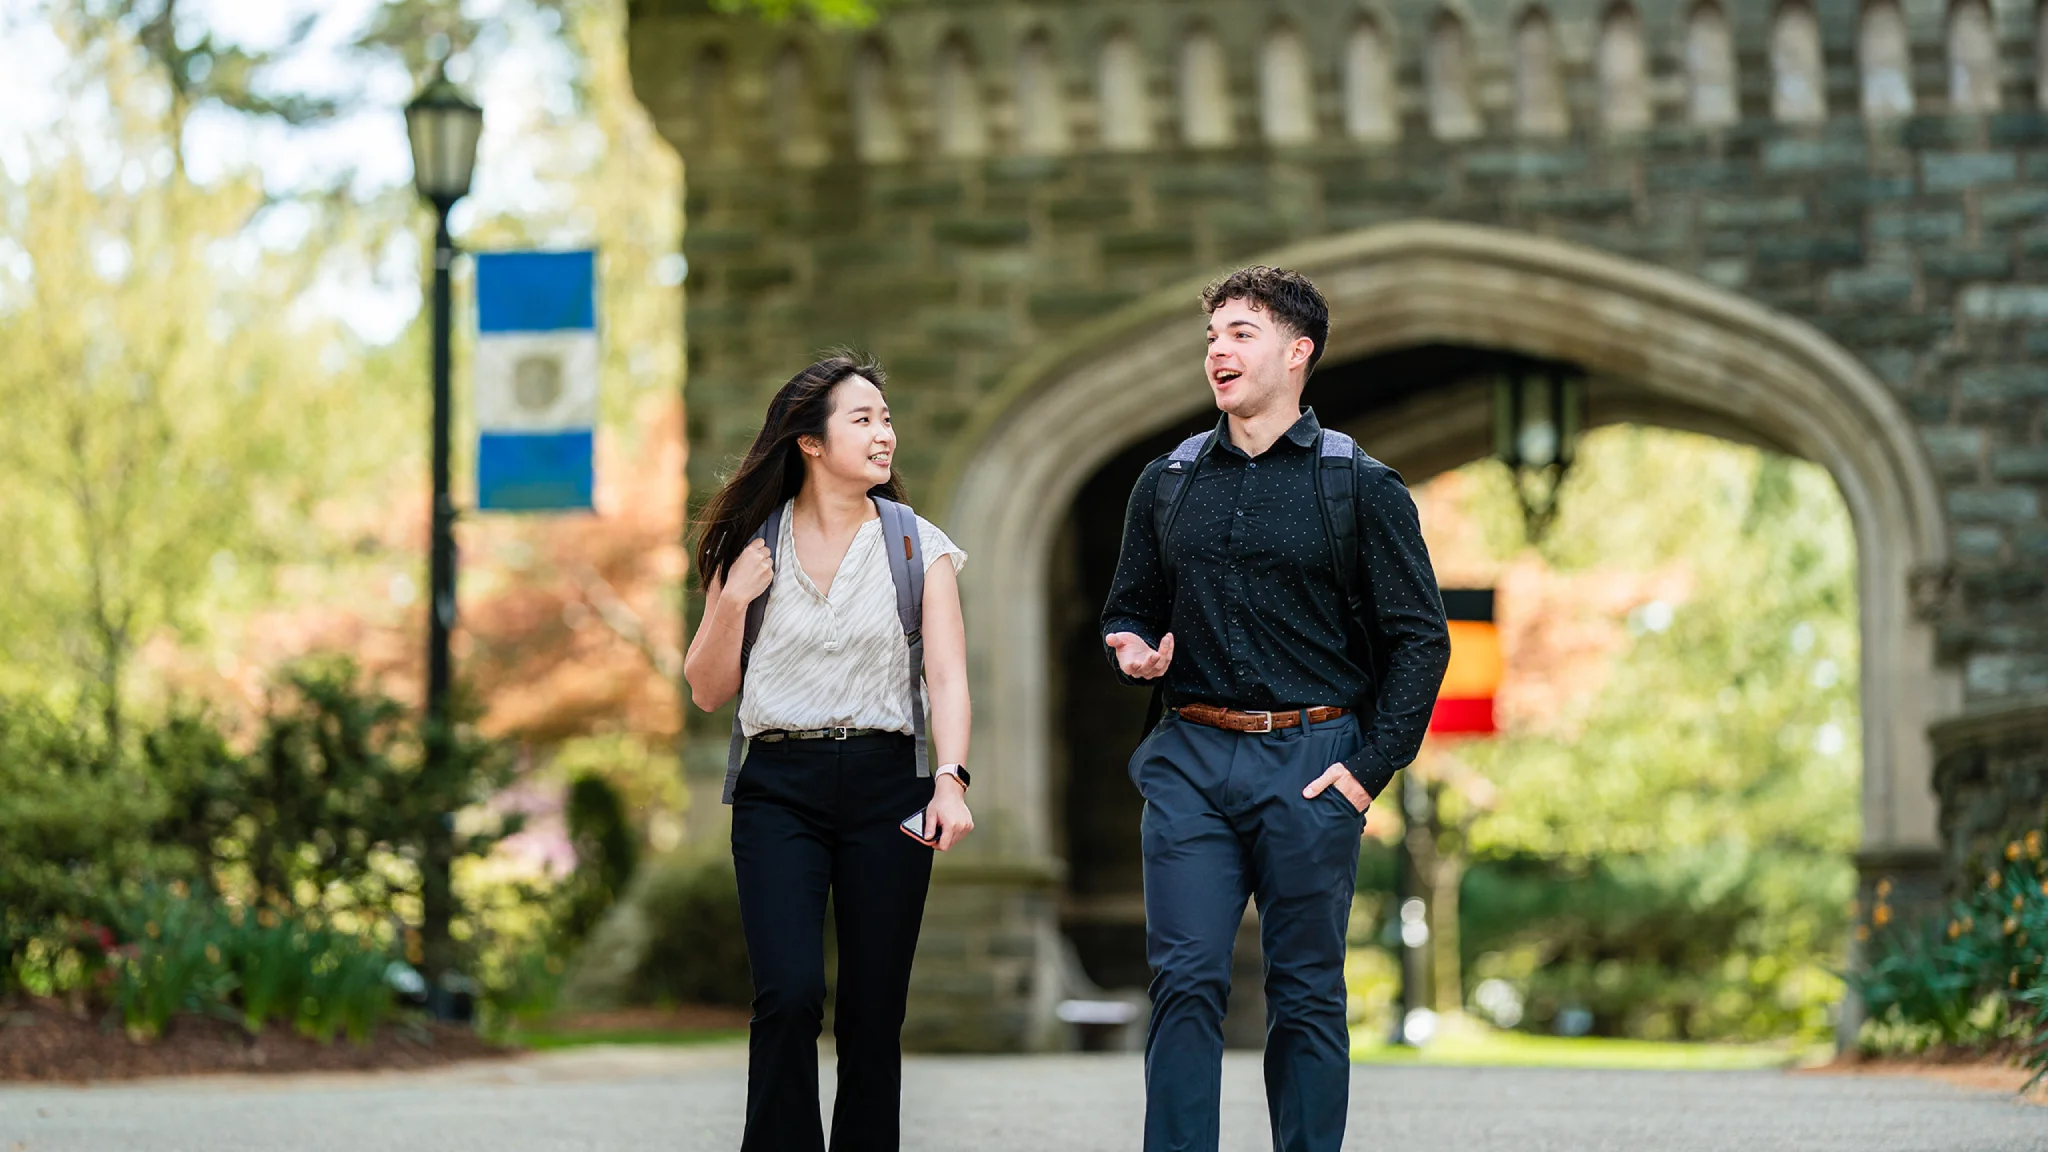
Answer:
[
  {"xmin": 1413, "ymin": 427, "xmax": 1861, "ymax": 1040},
  {"xmin": 1463, "ymin": 432, "xmax": 1859, "ymax": 865},
  {"xmin": 0, "ymin": 119, "xmax": 292, "ymax": 735}
]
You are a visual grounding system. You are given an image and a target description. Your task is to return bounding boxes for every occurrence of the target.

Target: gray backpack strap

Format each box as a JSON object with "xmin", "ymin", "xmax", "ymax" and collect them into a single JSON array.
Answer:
[
  {"xmin": 1316, "ymin": 429, "xmax": 1360, "ymax": 599},
  {"xmin": 1137, "ymin": 431, "xmax": 1213, "ymax": 740},
  {"xmin": 873, "ymin": 497, "xmax": 929, "ymax": 777},
  {"xmin": 1151, "ymin": 431, "xmax": 1214, "ymax": 557},
  {"xmin": 1315, "ymin": 428, "xmax": 1396, "ymax": 693},
  {"xmin": 722, "ymin": 504, "xmax": 784, "ymax": 805}
]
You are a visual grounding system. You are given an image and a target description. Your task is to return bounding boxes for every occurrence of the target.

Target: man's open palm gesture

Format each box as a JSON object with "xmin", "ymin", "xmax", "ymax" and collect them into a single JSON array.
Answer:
[{"xmin": 1106, "ymin": 632, "xmax": 1175, "ymax": 680}]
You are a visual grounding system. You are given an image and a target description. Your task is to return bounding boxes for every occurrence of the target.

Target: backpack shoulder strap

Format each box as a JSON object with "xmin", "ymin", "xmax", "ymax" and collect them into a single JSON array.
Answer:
[
  {"xmin": 1316, "ymin": 429, "xmax": 1401, "ymax": 691},
  {"xmin": 1138, "ymin": 431, "xmax": 1213, "ymax": 740},
  {"xmin": 873, "ymin": 497, "xmax": 931, "ymax": 778},
  {"xmin": 722, "ymin": 503, "xmax": 784, "ymax": 805},
  {"xmin": 1315, "ymin": 429, "xmax": 1360, "ymax": 601},
  {"xmin": 1151, "ymin": 431, "xmax": 1214, "ymax": 559}
]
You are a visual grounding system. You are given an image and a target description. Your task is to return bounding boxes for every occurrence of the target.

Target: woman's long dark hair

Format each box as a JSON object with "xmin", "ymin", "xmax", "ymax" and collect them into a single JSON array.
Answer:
[{"xmin": 694, "ymin": 354, "xmax": 906, "ymax": 587}]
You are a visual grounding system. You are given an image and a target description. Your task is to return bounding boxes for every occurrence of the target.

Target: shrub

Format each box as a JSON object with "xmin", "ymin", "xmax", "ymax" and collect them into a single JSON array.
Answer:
[
  {"xmin": 560, "ymin": 853, "xmax": 752, "ymax": 1010},
  {"xmin": 152, "ymin": 658, "xmax": 521, "ymax": 924},
  {"xmin": 108, "ymin": 887, "xmax": 237, "ymax": 1040},
  {"xmin": 1456, "ymin": 845, "xmax": 1850, "ymax": 1041},
  {"xmin": 633, "ymin": 855, "xmax": 751, "ymax": 1006},
  {"xmin": 1853, "ymin": 829, "xmax": 2048, "ymax": 1085},
  {"xmin": 558, "ymin": 774, "xmax": 639, "ymax": 944},
  {"xmin": 0, "ymin": 699, "xmax": 188, "ymax": 995},
  {"xmin": 105, "ymin": 888, "xmax": 399, "ymax": 1043},
  {"xmin": 224, "ymin": 911, "xmax": 315, "ymax": 1035}
]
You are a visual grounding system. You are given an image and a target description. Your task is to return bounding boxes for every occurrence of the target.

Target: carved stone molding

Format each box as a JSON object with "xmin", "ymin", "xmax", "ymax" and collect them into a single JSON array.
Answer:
[{"xmin": 1909, "ymin": 560, "xmax": 1958, "ymax": 623}]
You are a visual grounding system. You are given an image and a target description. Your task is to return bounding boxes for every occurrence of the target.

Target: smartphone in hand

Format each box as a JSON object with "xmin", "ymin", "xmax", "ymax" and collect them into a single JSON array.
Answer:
[{"xmin": 899, "ymin": 807, "xmax": 937, "ymax": 846}]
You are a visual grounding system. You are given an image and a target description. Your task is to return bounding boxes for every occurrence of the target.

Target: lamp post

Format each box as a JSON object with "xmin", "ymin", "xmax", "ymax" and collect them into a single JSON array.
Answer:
[
  {"xmin": 1493, "ymin": 369, "xmax": 1585, "ymax": 544},
  {"xmin": 405, "ymin": 67, "xmax": 481, "ymax": 1012}
]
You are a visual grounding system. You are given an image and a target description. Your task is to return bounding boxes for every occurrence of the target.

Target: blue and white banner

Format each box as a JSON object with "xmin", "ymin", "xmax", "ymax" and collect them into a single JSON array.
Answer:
[{"xmin": 475, "ymin": 250, "xmax": 597, "ymax": 512}]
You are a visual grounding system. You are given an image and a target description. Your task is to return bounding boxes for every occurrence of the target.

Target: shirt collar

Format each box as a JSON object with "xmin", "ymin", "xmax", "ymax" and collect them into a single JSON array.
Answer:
[{"xmin": 1213, "ymin": 408, "xmax": 1323, "ymax": 456}]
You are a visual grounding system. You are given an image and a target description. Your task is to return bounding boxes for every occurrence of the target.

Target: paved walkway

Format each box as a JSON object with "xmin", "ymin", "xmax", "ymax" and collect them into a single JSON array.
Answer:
[{"xmin": 1, "ymin": 1044, "xmax": 2041, "ymax": 1151}]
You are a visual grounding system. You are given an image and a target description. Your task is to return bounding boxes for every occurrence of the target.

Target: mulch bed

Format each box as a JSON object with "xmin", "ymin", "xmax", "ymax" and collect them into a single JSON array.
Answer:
[
  {"xmin": 1803, "ymin": 1049, "xmax": 2047, "ymax": 1104},
  {"xmin": 0, "ymin": 998, "xmax": 512, "ymax": 1083}
]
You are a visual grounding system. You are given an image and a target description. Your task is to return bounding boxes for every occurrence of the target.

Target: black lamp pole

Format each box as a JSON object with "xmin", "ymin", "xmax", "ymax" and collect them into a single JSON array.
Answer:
[
  {"xmin": 421, "ymin": 198, "xmax": 458, "ymax": 1003},
  {"xmin": 406, "ymin": 67, "xmax": 481, "ymax": 1013},
  {"xmin": 428, "ymin": 200, "xmax": 456, "ymax": 739}
]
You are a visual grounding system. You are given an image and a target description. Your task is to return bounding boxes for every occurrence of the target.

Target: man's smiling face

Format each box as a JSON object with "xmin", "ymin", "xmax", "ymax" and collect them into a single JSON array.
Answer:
[{"xmin": 1205, "ymin": 296, "xmax": 1311, "ymax": 419}]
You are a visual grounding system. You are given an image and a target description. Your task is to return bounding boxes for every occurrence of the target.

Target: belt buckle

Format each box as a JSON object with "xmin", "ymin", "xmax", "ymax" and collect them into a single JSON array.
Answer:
[
  {"xmin": 1245, "ymin": 710, "xmax": 1274, "ymax": 734},
  {"xmin": 831, "ymin": 726, "xmax": 851, "ymax": 741}
]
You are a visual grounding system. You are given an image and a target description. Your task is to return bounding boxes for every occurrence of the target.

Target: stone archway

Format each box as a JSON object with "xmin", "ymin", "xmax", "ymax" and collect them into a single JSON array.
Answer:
[{"xmin": 936, "ymin": 220, "xmax": 1956, "ymax": 900}]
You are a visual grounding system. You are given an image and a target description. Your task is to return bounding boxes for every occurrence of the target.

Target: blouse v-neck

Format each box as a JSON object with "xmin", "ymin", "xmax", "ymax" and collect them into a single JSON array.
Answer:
[{"xmin": 786, "ymin": 508, "xmax": 880, "ymax": 602}]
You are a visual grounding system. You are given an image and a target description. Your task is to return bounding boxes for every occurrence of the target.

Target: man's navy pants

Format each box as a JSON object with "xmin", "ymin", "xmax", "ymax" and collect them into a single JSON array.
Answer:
[{"xmin": 1131, "ymin": 711, "xmax": 1366, "ymax": 1152}]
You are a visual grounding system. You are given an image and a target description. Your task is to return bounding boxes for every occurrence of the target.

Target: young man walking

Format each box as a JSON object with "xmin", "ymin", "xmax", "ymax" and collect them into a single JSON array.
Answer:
[{"xmin": 1101, "ymin": 267, "xmax": 1451, "ymax": 1152}]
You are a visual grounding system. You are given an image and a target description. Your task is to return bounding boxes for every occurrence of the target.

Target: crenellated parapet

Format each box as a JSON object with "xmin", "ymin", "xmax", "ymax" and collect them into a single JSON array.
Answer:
[{"xmin": 632, "ymin": 0, "xmax": 2045, "ymax": 168}]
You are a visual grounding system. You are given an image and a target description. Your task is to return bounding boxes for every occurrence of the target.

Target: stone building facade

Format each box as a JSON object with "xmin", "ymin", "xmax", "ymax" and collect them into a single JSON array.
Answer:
[{"xmin": 626, "ymin": 0, "xmax": 2048, "ymax": 1050}]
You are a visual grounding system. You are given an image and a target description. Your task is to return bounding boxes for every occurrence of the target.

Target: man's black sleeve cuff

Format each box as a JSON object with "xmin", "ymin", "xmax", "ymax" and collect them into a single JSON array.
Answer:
[{"xmin": 1346, "ymin": 744, "xmax": 1399, "ymax": 801}]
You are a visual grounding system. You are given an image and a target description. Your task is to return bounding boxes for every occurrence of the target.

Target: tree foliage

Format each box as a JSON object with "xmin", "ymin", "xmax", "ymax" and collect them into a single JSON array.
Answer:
[
  {"xmin": 1405, "ymin": 427, "xmax": 1861, "ymax": 1040},
  {"xmin": 0, "ymin": 11, "xmax": 399, "ymax": 738}
]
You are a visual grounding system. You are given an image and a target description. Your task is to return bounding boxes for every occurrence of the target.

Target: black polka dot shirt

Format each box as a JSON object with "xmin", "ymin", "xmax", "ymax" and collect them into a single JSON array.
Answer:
[{"xmin": 1100, "ymin": 408, "xmax": 1452, "ymax": 798}]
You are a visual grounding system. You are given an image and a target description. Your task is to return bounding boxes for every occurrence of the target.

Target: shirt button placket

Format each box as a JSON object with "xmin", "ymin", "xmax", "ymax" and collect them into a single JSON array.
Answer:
[{"xmin": 1227, "ymin": 464, "xmax": 1252, "ymax": 699}]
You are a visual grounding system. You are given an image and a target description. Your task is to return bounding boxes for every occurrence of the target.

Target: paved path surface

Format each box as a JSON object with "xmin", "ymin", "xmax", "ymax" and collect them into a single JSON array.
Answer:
[{"xmin": 1, "ymin": 1044, "xmax": 2042, "ymax": 1151}]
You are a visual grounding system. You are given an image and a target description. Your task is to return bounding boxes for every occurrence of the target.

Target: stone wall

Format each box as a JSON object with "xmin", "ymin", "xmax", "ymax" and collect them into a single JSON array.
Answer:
[
  {"xmin": 638, "ymin": 0, "xmax": 2048, "ymax": 708},
  {"xmin": 1933, "ymin": 695, "xmax": 2048, "ymax": 888}
]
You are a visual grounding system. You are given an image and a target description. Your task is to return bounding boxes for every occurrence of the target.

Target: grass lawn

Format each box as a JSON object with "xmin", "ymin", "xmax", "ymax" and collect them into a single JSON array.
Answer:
[
  {"xmin": 513, "ymin": 1026, "xmax": 749, "ymax": 1051},
  {"xmin": 1351, "ymin": 1028, "xmax": 1823, "ymax": 1071}
]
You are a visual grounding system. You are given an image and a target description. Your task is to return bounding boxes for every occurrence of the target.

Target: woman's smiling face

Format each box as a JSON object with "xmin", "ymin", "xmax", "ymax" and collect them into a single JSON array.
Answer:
[{"xmin": 804, "ymin": 374, "xmax": 896, "ymax": 487}]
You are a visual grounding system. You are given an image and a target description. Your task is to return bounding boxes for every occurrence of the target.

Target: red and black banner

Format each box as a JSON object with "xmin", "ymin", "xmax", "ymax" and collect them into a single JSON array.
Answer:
[{"xmin": 1429, "ymin": 588, "xmax": 1500, "ymax": 736}]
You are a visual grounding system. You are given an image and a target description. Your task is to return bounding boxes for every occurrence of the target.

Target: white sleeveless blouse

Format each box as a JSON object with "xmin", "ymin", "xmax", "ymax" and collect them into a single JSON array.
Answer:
[{"xmin": 738, "ymin": 501, "xmax": 966, "ymax": 738}]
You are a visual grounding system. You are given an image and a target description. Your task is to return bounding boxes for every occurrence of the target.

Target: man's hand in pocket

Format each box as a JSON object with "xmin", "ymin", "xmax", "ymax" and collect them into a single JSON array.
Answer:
[{"xmin": 1304, "ymin": 763, "xmax": 1370, "ymax": 815}]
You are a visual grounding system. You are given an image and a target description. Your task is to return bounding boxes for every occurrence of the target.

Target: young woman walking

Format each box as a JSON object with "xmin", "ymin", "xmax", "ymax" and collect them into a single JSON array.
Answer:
[{"xmin": 684, "ymin": 354, "xmax": 973, "ymax": 1152}]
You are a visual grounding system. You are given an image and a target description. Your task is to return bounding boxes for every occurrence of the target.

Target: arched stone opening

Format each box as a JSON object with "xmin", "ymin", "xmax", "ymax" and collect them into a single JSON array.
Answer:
[{"xmin": 935, "ymin": 222, "xmax": 1957, "ymax": 1043}]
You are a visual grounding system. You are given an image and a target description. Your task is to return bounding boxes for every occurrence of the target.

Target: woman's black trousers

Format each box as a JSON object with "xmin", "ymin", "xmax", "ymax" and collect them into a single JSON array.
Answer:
[{"xmin": 730, "ymin": 732, "xmax": 935, "ymax": 1152}]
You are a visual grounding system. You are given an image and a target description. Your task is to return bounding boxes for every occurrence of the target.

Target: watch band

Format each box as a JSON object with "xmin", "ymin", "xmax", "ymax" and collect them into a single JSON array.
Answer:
[{"xmin": 936, "ymin": 764, "xmax": 971, "ymax": 789}]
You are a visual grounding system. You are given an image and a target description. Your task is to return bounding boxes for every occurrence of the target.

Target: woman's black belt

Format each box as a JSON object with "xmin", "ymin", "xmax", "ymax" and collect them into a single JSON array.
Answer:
[{"xmin": 752, "ymin": 727, "xmax": 897, "ymax": 742}]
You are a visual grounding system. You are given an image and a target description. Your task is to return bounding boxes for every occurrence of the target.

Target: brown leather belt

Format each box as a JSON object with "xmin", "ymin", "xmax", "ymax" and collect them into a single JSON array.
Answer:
[{"xmin": 1176, "ymin": 703, "xmax": 1349, "ymax": 734}]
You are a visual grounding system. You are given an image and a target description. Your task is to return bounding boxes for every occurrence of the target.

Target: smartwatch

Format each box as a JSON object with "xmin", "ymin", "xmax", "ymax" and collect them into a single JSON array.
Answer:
[{"xmin": 936, "ymin": 764, "xmax": 972, "ymax": 790}]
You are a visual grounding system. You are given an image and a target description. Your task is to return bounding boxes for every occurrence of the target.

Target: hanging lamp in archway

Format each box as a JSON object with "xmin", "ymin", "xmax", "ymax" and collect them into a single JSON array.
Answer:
[{"xmin": 1493, "ymin": 370, "xmax": 1585, "ymax": 544}]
